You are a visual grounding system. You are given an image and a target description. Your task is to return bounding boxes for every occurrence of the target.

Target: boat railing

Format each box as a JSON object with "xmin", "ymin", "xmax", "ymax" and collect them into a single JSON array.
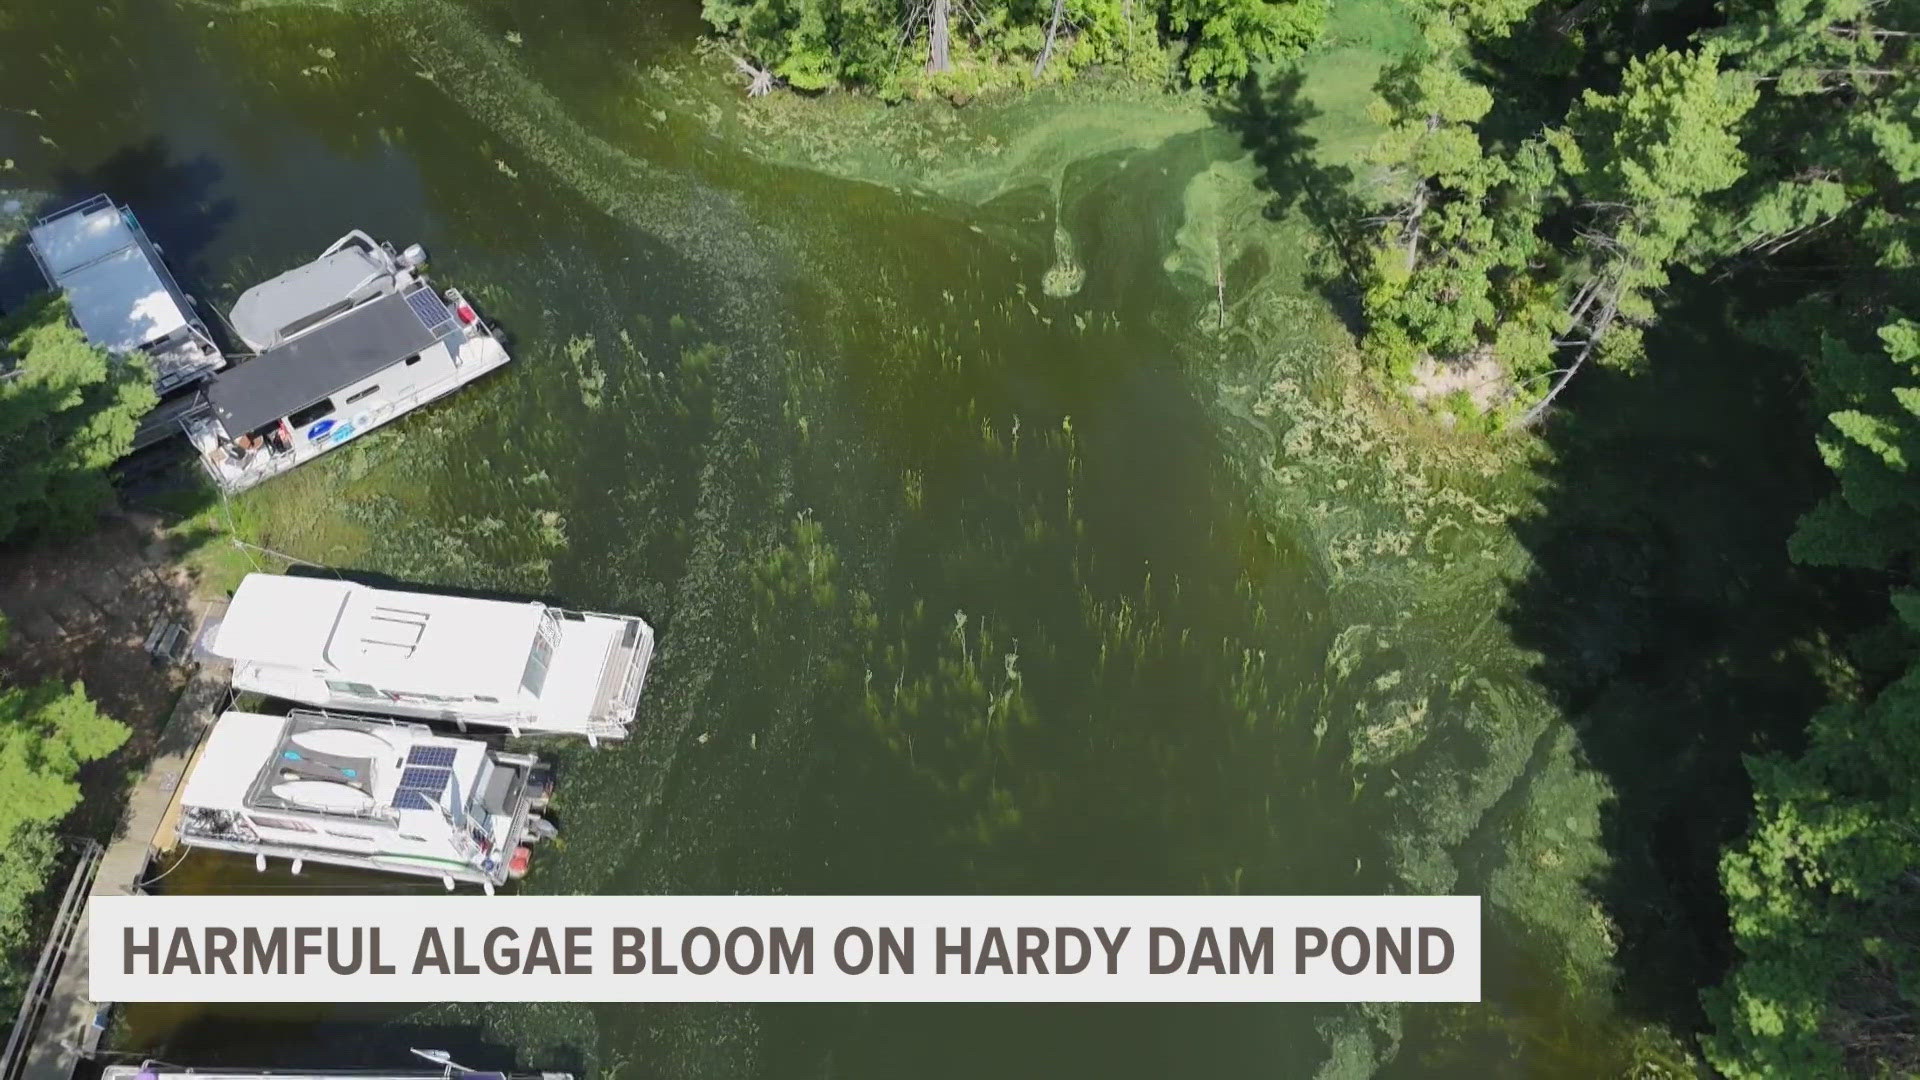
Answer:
[
  {"xmin": 587, "ymin": 612, "xmax": 653, "ymax": 731},
  {"xmin": 31, "ymin": 192, "xmax": 114, "ymax": 228},
  {"xmin": 28, "ymin": 193, "xmax": 115, "ymax": 248},
  {"xmin": 247, "ymin": 791, "xmax": 404, "ymax": 828},
  {"xmin": 201, "ymin": 434, "xmax": 314, "ymax": 490},
  {"xmin": 194, "ymin": 332, "xmax": 502, "ymax": 493},
  {"xmin": 319, "ymin": 228, "xmax": 385, "ymax": 262},
  {"xmin": 499, "ymin": 764, "xmax": 539, "ymax": 880},
  {"xmin": 120, "ymin": 204, "xmax": 218, "ymax": 340},
  {"xmin": 149, "ymin": 330, "xmax": 225, "ymax": 395},
  {"xmin": 26, "ymin": 197, "xmax": 130, "ymax": 296},
  {"xmin": 27, "ymin": 195, "xmax": 226, "ymax": 393},
  {"xmin": 285, "ymin": 707, "xmax": 427, "ymax": 734},
  {"xmin": 178, "ymin": 806, "xmax": 259, "ymax": 843}
]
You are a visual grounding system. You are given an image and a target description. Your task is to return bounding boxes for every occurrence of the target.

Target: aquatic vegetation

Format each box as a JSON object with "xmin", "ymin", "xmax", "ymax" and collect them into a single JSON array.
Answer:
[
  {"xmin": 1040, "ymin": 224, "xmax": 1084, "ymax": 298},
  {"xmin": 562, "ymin": 333, "xmax": 606, "ymax": 408},
  {"xmin": 718, "ymin": 73, "xmax": 1210, "ymax": 205},
  {"xmin": 57, "ymin": 0, "xmax": 1653, "ymax": 1072},
  {"xmin": 901, "ymin": 467, "xmax": 924, "ymax": 511},
  {"xmin": 1191, "ymin": 210, "xmax": 1628, "ymax": 1062},
  {"xmin": 753, "ymin": 511, "xmax": 839, "ymax": 610}
]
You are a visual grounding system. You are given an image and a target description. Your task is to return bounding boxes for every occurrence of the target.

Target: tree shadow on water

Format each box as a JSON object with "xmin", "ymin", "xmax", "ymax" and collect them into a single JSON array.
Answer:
[
  {"xmin": 0, "ymin": 138, "xmax": 234, "ymax": 311},
  {"xmin": 1209, "ymin": 68, "xmax": 1371, "ymax": 327},
  {"xmin": 1495, "ymin": 279, "xmax": 1876, "ymax": 1043}
]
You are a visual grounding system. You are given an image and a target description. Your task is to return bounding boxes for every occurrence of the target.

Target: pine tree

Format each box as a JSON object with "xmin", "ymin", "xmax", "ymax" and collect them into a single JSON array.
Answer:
[
  {"xmin": 1520, "ymin": 45, "xmax": 1757, "ymax": 422},
  {"xmin": 1359, "ymin": 21, "xmax": 1562, "ymax": 387},
  {"xmin": 1703, "ymin": 0, "xmax": 1920, "ymax": 263},
  {"xmin": 1705, "ymin": 319, "xmax": 1920, "ymax": 1076}
]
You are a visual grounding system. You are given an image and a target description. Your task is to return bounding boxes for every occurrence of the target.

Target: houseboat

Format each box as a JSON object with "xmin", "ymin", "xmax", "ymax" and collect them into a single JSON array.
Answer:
[
  {"xmin": 25, "ymin": 194, "xmax": 225, "ymax": 395},
  {"xmin": 184, "ymin": 229, "xmax": 510, "ymax": 493},
  {"xmin": 175, "ymin": 709, "xmax": 554, "ymax": 891},
  {"xmin": 209, "ymin": 573, "xmax": 654, "ymax": 744}
]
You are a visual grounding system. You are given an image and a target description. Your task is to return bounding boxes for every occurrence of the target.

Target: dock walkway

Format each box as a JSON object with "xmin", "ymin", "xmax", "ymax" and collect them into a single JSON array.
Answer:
[{"xmin": 14, "ymin": 602, "xmax": 229, "ymax": 1080}]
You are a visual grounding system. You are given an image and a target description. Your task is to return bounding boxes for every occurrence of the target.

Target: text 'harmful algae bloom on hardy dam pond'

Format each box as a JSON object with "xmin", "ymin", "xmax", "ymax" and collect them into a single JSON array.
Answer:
[{"xmin": 114, "ymin": 922, "xmax": 1460, "ymax": 979}]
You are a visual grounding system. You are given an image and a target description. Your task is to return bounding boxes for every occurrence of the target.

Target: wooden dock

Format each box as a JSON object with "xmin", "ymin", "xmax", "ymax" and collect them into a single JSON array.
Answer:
[{"xmin": 8, "ymin": 602, "xmax": 229, "ymax": 1080}]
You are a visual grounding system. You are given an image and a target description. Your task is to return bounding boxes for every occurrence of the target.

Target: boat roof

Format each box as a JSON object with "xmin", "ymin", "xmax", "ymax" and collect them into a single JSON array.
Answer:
[
  {"xmin": 29, "ymin": 198, "xmax": 192, "ymax": 351},
  {"xmin": 205, "ymin": 287, "xmax": 447, "ymax": 435},
  {"xmin": 212, "ymin": 574, "xmax": 355, "ymax": 671},
  {"xmin": 182, "ymin": 710, "xmax": 491, "ymax": 825},
  {"xmin": 180, "ymin": 711, "xmax": 290, "ymax": 811},
  {"xmin": 213, "ymin": 573, "xmax": 546, "ymax": 698},
  {"xmin": 230, "ymin": 239, "xmax": 396, "ymax": 350}
]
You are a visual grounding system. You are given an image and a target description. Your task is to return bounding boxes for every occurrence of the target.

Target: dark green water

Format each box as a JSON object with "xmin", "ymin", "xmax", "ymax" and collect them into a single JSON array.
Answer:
[{"xmin": 1, "ymin": 0, "xmax": 1623, "ymax": 1074}]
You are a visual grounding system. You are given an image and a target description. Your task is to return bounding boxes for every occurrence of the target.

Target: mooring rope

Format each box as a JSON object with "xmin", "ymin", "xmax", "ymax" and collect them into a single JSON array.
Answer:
[
  {"xmin": 212, "ymin": 480, "xmax": 344, "ymax": 579},
  {"xmin": 130, "ymin": 849, "xmax": 194, "ymax": 890}
]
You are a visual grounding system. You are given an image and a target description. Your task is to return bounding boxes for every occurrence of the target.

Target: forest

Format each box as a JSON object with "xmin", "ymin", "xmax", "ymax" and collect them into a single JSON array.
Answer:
[
  {"xmin": 698, "ymin": 0, "xmax": 1330, "ymax": 94},
  {"xmin": 698, "ymin": 0, "xmax": 1920, "ymax": 1071},
  {"xmin": 1347, "ymin": 0, "xmax": 1917, "ymax": 1072}
]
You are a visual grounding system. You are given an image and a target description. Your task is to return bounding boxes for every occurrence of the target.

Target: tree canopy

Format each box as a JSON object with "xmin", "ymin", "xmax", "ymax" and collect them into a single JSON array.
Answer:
[
  {"xmin": 0, "ymin": 293, "xmax": 147, "ymax": 1011},
  {"xmin": 1706, "ymin": 317, "xmax": 1920, "ymax": 1077},
  {"xmin": 699, "ymin": 0, "xmax": 1329, "ymax": 93},
  {"xmin": 0, "ymin": 617, "xmax": 129, "ymax": 1011},
  {"xmin": 0, "ymin": 293, "xmax": 157, "ymax": 540},
  {"xmin": 1337, "ymin": 0, "xmax": 1919, "ymax": 1065}
]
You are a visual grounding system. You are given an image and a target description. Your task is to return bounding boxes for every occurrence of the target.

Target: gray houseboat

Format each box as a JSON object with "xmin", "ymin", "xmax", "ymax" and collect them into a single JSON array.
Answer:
[{"xmin": 185, "ymin": 230, "xmax": 510, "ymax": 492}]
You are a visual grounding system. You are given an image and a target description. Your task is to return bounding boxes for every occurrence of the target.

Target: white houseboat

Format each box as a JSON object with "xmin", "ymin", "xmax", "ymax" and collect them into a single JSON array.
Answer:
[
  {"xmin": 25, "ymin": 194, "xmax": 225, "ymax": 395},
  {"xmin": 175, "ymin": 709, "xmax": 554, "ymax": 891},
  {"xmin": 209, "ymin": 573, "xmax": 654, "ymax": 744},
  {"xmin": 184, "ymin": 230, "xmax": 510, "ymax": 493}
]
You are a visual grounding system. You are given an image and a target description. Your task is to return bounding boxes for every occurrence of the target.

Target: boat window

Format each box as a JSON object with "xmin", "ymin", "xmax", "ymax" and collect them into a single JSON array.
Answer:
[
  {"xmin": 520, "ymin": 631, "xmax": 554, "ymax": 698},
  {"xmin": 475, "ymin": 694, "xmax": 498, "ymax": 703},
  {"xmin": 326, "ymin": 679, "xmax": 380, "ymax": 697},
  {"xmin": 344, "ymin": 384, "xmax": 381, "ymax": 405},
  {"xmin": 287, "ymin": 398, "xmax": 334, "ymax": 428},
  {"xmin": 404, "ymin": 353, "xmax": 422, "ymax": 366}
]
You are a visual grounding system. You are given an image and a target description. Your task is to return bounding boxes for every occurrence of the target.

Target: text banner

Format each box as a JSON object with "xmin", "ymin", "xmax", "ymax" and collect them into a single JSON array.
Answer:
[{"xmin": 92, "ymin": 894, "xmax": 1480, "ymax": 1003}]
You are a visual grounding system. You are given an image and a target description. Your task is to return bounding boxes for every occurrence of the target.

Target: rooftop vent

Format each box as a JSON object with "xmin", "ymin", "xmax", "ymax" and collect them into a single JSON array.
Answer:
[{"xmin": 359, "ymin": 604, "xmax": 430, "ymax": 657}]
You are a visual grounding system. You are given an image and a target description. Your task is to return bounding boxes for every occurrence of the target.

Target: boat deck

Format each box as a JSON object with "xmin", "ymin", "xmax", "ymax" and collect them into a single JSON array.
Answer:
[
  {"xmin": 130, "ymin": 391, "xmax": 210, "ymax": 452},
  {"xmin": 587, "ymin": 615, "xmax": 654, "ymax": 733}
]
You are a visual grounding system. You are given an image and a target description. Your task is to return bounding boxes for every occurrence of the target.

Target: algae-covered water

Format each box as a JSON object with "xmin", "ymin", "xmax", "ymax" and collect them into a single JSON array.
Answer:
[{"xmin": 2, "ymin": 0, "xmax": 1636, "ymax": 1074}]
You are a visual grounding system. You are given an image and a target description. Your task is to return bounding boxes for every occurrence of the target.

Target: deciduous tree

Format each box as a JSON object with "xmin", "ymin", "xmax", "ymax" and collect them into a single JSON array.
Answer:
[
  {"xmin": 0, "ymin": 294, "xmax": 157, "ymax": 539},
  {"xmin": 1166, "ymin": 0, "xmax": 1329, "ymax": 84},
  {"xmin": 0, "ymin": 616, "xmax": 129, "ymax": 1009}
]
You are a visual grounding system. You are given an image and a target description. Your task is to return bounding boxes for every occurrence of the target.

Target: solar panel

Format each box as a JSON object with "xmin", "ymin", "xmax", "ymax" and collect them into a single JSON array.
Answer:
[
  {"xmin": 406, "ymin": 745, "xmax": 458, "ymax": 769},
  {"xmin": 398, "ymin": 766, "xmax": 452, "ymax": 792},
  {"xmin": 405, "ymin": 286, "xmax": 454, "ymax": 332},
  {"xmin": 391, "ymin": 790, "xmax": 435, "ymax": 811}
]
